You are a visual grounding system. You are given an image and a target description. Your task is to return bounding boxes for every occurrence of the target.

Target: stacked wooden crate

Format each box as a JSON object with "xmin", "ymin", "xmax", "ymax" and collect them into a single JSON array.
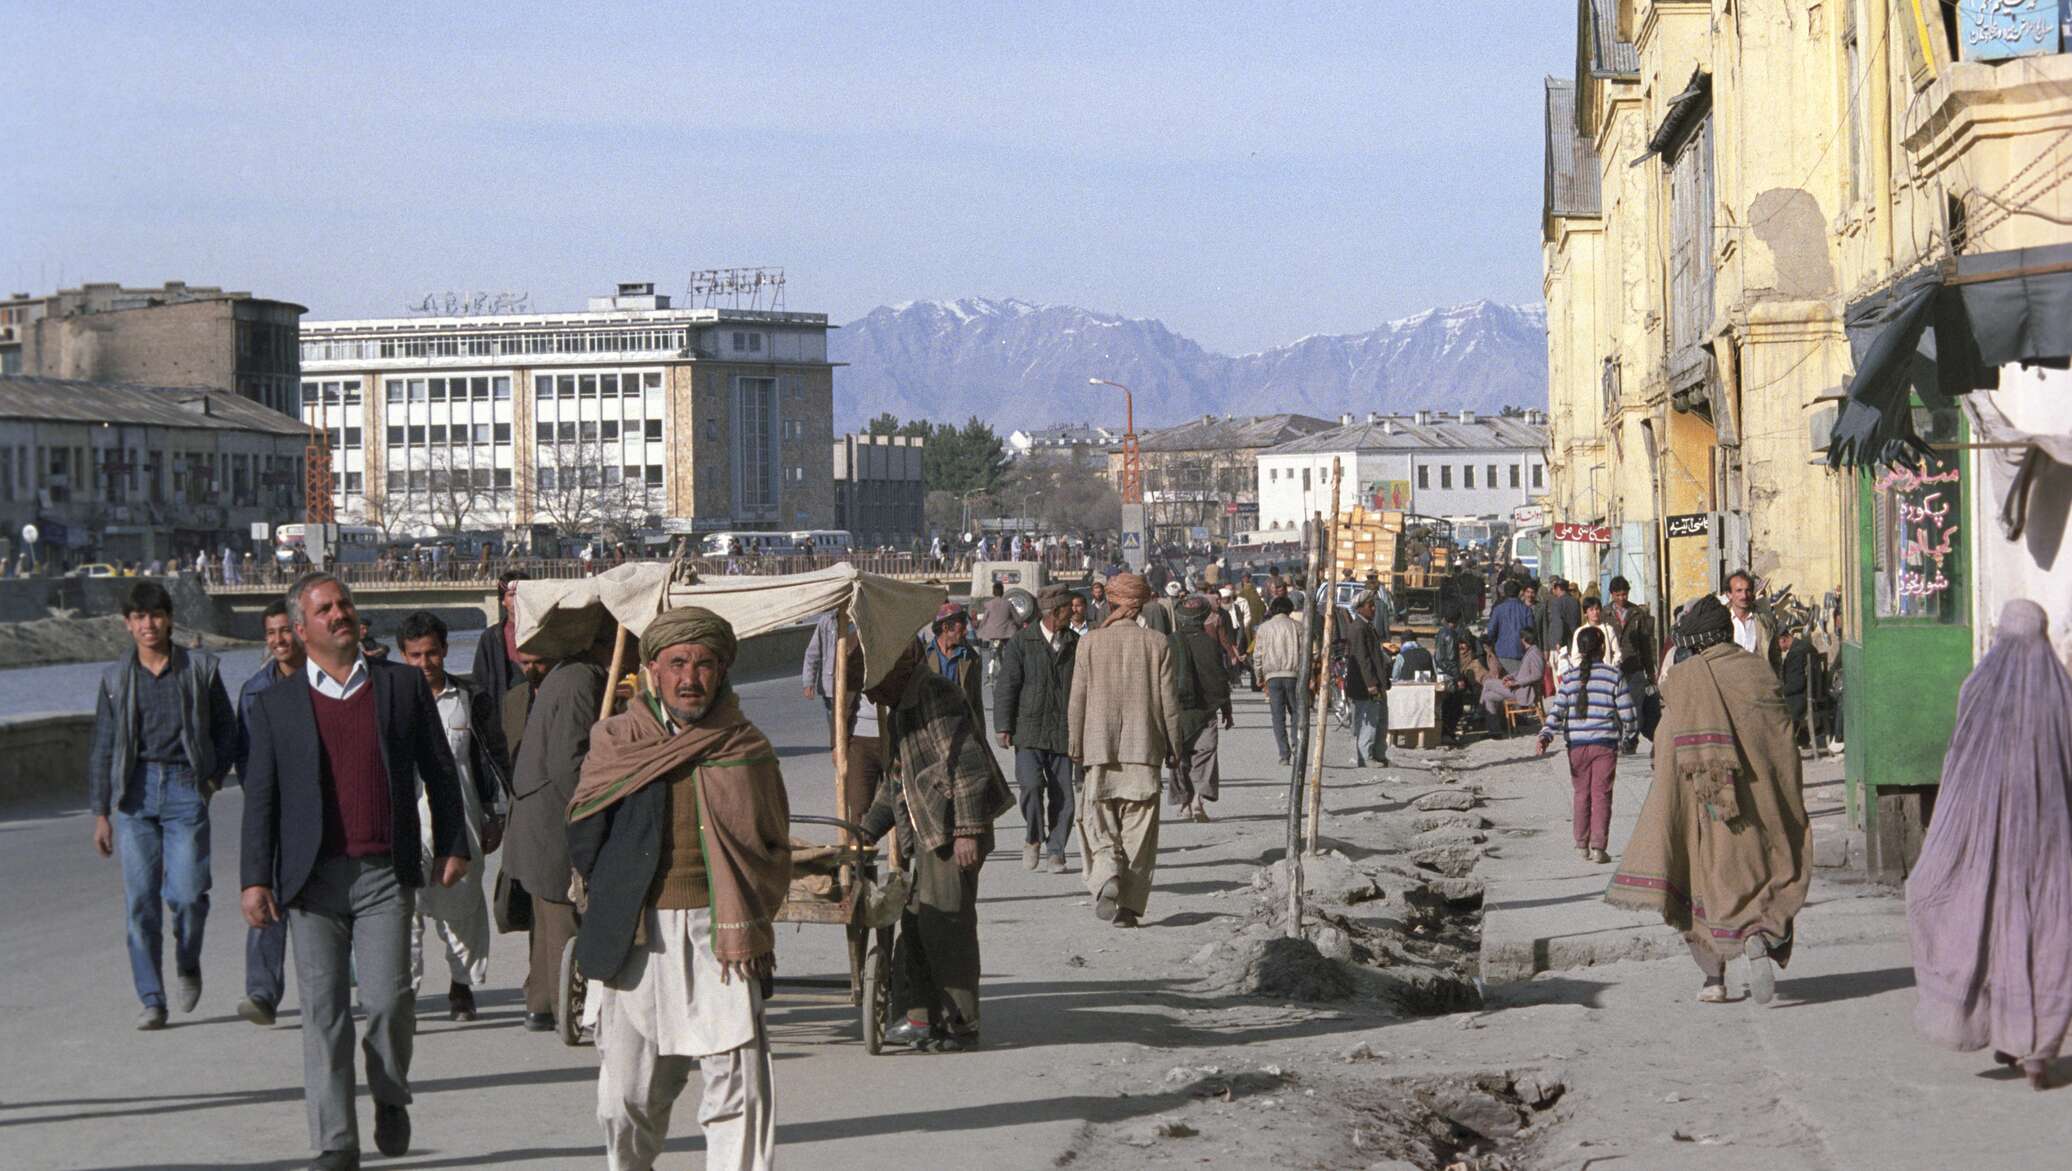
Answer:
[{"xmin": 1332, "ymin": 507, "xmax": 1403, "ymax": 579}]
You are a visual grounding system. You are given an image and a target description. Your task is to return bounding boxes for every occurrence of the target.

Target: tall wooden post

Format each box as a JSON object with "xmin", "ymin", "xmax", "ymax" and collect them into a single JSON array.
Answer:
[
  {"xmin": 599, "ymin": 623, "xmax": 628, "ymax": 722},
  {"xmin": 1305, "ymin": 459, "xmax": 1343, "ymax": 854},
  {"xmin": 832, "ymin": 602, "xmax": 853, "ymax": 841}
]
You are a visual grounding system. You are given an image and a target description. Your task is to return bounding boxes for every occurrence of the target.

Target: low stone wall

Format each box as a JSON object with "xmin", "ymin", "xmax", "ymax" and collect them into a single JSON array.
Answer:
[
  {"xmin": 0, "ymin": 626, "xmax": 812, "ymax": 811},
  {"xmin": 0, "ymin": 713, "xmax": 96, "ymax": 810}
]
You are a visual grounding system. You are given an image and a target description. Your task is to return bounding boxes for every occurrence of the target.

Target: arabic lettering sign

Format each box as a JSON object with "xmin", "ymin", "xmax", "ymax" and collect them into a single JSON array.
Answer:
[
  {"xmin": 1553, "ymin": 522, "xmax": 1612, "ymax": 544},
  {"xmin": 1955, "ymin": 0, "xmax": 2063, "ymax": 61},
  {"xmin": 1665, "ymin": 512, "xmax": 1710, "ymax": 539},
  {"xmin": 1872, "ymin": 456, "xmax": 1963, "ymax": 620}
]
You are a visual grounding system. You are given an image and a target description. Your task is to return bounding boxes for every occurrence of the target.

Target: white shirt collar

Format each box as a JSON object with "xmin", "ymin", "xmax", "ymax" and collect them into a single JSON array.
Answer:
[{"xmin": 307, "ymin": 654, "xmax": 370, "ymax": 700}]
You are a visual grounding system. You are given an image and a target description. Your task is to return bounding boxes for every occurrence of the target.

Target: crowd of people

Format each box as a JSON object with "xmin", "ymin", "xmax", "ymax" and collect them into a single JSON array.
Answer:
[{"xmin": 81, "ymin": 546, "xmax": 2068, "ymax": 1168}]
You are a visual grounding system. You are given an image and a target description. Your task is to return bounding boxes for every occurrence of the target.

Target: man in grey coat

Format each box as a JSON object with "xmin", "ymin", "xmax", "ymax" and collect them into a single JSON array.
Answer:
[
  {"xmin": 996, "ymin": 584, "xmax": 1079, "ymax": 873},
  {"xmin": 90, "ymin": 580, "xmax": 238, "ymax": 1029},
  {"xmin": 503, "ymin": 628, "xmax": 610, "ymax": 1033}
]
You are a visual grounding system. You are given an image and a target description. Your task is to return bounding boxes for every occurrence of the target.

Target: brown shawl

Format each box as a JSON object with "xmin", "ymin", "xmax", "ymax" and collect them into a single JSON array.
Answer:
[
  {"xmin": 569, "ymin": 688, "xmax": 791, "ymax": 961},
  {"xmin": 1605, "ymin": 644, "xmax": 1811, "ymax": 963}
]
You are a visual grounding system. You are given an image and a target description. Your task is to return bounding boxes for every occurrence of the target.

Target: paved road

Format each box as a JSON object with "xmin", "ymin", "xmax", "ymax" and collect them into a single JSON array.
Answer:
[{"xmin": 0, "ymin": 671, "xmax": 1178, "ymax": 1171}]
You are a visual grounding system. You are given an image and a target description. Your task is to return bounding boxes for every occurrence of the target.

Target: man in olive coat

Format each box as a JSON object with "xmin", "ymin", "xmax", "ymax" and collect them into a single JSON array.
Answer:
[
  {"xmin": 502, "ymin": 630, "xmax": 610, "ymax": 1033},
  {"xmin": 996, "ymin": 584, "xmax": 1079, "ymax": 873}
]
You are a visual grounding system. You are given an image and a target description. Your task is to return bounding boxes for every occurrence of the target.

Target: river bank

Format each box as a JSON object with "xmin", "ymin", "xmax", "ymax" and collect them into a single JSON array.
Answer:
[{"xmin": 0, "ymin": 615, "xmax": 258, "ymax": 671}]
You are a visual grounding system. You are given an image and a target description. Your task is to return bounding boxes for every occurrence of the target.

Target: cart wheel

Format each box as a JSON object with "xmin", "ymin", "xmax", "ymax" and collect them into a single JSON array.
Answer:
[
  {"xmin": 557, "ymin": 936, "xmax": 588, "ymax": 1048},
  {"xmin": 861, "ymin": 933, "xmax": 891, "ymax": 1055}
]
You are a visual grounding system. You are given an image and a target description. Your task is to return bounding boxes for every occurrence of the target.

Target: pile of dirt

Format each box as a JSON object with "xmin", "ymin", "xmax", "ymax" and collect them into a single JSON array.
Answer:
[{"xmin": 0, "ymin": 615, "xmax": 254, "ymax": 670}]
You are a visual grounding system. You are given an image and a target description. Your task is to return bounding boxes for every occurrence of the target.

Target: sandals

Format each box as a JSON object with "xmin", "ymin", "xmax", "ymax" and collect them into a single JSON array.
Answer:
[{"xmin": 1093, "ymin": 877, "xmax": 1120, "ymax": 922}]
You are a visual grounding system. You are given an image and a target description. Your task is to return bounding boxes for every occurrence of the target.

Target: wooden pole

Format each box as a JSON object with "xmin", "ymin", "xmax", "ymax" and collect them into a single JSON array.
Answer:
[
  {"xmin": 599, "ymin": 622, "xmax": 628, "ymax": 722},
  {"xmin": 1305, "ymin": 459, "xmax": 1343, "ymax": 854},
  {"xmin": 1284, "ymin": 515, "xmax": 1321, "ymax": 937},
  {"xmin": 832, "ymin": 602, "xmax": 853, "ymax": 845}
]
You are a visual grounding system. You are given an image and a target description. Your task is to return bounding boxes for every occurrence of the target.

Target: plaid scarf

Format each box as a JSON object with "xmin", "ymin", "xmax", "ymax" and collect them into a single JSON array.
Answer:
[{"xmin": 880, "ymin": 669, "xmax": 1014, "ymax": 851}]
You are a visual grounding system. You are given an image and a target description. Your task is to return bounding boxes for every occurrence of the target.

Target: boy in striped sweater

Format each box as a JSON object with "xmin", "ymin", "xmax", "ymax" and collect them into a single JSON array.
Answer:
[{"xmin": 1537, "ymin": 628, "xmax": 1635, "ymax": 863}]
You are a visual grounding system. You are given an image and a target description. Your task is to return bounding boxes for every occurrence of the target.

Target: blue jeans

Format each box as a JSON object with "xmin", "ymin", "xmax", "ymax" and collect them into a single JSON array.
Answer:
[
  {"xmin": 1348, "ymin": 698, "xmax": 1388, "ymax": 764},
  {"xmin": 1266, "ymin": 677, "xmax": 1298, "ymax": 760},
  {"xmin": 1014, "ymin": 748, "xmax": 1076, "ymax": 859},
  {"xmin": 114, "ymin": 762, "xmax": 212, "ymax": 1008}
]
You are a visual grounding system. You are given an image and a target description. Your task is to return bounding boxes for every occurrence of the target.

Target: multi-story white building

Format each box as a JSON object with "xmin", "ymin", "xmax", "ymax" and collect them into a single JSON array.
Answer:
[
  {"xmin": 1255, "ymin": 409, "xmax": 1548, "ymax": 535},
  {"xmin": 298, "ymin": 282, "xmax": 835, "ymax": 545}
]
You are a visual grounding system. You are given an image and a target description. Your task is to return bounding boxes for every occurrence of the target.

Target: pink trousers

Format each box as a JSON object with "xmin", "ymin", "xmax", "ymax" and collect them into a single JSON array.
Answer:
[{"xmin": 1567, "ymin": 744, "xmax": 1618, "ymax": 850}]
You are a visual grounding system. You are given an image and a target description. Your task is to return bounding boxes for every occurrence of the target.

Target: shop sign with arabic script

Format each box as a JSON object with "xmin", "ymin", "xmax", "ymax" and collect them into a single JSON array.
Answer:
[{"xmin": 1872, "ymin": 456, "xmax": 1962, "ymax": 620}]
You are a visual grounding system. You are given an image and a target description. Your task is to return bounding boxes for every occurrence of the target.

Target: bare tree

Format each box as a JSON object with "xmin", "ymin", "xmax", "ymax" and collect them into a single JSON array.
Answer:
[
  {"xmin": 532, "ymin": 440, "xmax": 654, "ymax": 547},
  {"xmin": 423, "ymin": 446, "xmax": 495, "ymax": 537}
]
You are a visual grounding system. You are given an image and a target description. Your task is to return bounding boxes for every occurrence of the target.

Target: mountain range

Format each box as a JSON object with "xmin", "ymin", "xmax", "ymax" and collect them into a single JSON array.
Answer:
[{"xmin": 828, "ymin": 297, "xmax": 1547, "ymax": 431}]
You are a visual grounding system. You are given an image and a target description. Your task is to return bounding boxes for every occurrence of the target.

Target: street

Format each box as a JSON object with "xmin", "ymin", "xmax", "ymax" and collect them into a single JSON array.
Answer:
[{"xmin": 1, "ymin": 676, "xmax": 2061, "ymax": 1170}]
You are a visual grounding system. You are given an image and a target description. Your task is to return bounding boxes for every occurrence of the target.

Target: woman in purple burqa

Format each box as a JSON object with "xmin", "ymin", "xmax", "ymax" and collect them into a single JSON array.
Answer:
[{"xmin": 1906, "ymin": 599, "xmax": 2072, "ymax": 1090}]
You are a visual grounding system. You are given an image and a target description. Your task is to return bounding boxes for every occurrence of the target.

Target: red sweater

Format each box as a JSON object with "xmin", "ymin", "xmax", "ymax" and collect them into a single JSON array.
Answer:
[{"xmin": 310, "ymin": 685, "xmax": 392, "ymax": 859}]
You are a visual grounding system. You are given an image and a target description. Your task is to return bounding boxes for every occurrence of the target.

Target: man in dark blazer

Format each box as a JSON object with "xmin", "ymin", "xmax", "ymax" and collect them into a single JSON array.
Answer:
[{"xmin": 240, "ymin": 573, "xmax": 468, "ymax": 1171}]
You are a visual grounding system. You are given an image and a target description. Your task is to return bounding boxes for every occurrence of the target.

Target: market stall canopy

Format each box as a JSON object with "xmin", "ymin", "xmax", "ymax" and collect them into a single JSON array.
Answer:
[
  {"xmin": 512, "ymin": 562, "xmax": 946, "ymax": 690},
  {"xmin": 1827, "ymin": 243, "xmax": 2072, "ymax": 469}
]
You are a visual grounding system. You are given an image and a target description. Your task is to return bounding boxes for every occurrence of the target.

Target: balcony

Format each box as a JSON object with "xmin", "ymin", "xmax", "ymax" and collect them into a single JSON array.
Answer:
[{"xmin": 1904, "ymin": 51, "xmax": 2072, "ymax": 253}]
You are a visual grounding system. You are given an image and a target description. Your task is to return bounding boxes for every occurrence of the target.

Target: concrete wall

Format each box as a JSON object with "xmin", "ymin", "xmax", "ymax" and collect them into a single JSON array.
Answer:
[
  {"xmin": 0, "ymin": 573, "xmax": 221, "ymax": 629},
  {"xmin": 0, "ymin": 713, "xmax": 95, "ymax": 809}
]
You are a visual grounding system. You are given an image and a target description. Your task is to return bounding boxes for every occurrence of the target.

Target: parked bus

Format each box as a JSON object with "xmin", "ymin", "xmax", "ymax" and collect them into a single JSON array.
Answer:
[
  {"xmin": 276, "ymin": 523, "xmax": 384, "ymax": 565},
  {"xmin": 787, "ymin": 529, "xmax": 854, "ymax": 555},
  {"xmin": 701, "ymin": 531, "xmax": 794, "ymax": 558}
]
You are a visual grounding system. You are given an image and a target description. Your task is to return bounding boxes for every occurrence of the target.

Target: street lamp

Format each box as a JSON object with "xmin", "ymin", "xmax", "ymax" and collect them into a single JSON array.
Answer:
[{"xmin": 1088, "ymin": 378, "xmax": 1142, "ymax": 505}]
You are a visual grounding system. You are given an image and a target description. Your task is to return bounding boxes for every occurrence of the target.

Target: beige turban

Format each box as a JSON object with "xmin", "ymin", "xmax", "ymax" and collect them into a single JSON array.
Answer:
[
  {"xmin": 640, "ymin": 606, "xmax": 738, "ymax": 668},
  {"xmin": 1104, "ymin": 572, "xmax": 1151, "ymax": 626}
]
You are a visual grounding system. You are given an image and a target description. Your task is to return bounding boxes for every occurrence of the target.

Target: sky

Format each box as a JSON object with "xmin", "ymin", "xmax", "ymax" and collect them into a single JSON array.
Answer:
[{"xmin": 2, "ymin": 2, "xmax": 1574, "ymax": 356}]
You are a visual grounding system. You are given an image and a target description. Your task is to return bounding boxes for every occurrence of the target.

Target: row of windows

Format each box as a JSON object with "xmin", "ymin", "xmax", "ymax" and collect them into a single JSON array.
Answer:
[
  {"xmin": 385, "ymin": 468, "xmax": 514, "ymax": 492},
  {"xmin": 533, "ymin": 371, "xmax": 664, "ymax": 400},
  {"xmin": 1414, "ymin": 463, "xmax": 1543, "ymax": 491},
  {"xmin": 301, "ymin": 379, "xmax": 364, "ymax": 406},
  {"xmin": 537, "ymin": 465, "xmax": 665, "ymax": 489},
  {"xmin": 535, "ymin": 419, "xmax": 664, "ymax": 443},
  {"xmin": 303, "ymin": 329, "xmax": 691, "ymax": 363},
  {"xmin": 385, "ymin": 376, "xmax": 512, "ymax": 403},
  {"xmin": 385, "ymin": 423, "xmax": 514, "ymax": 446}
]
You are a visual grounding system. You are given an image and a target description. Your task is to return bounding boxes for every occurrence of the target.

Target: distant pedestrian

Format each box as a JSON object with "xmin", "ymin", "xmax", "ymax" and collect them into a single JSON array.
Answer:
[
  {"xmin": 1067, "ymin": 591, "xmax": 1091, "ymax": 637},
  {"xmin": 1479, "ymin": 630, "xmax": 1544, "ymax": 739},
  {"xmin": 1536, "ymin": 627, "xmax": 1635, "ymax": 863},
  {"xmin": 1486, "ymin": 580, "xmax": 1534, "ymax": 673},
  {"xmin": 239, "ymin": 572, "xmax": 469, "ymax": 1167},
  {"xmin": 90, "ymin": 580, "xmax": 238, "ymax": 1030},
  {"xmin": 996, "ymin": 585, "xmax": 1080, "ymax": 872},
  {"xmin": 232, "ymin": 600, "xmax": 305, "ymax": 1027},
  {"xmin": 1905, "ymin": 599, "xmax": 2072, "ymax": 1091},
  {"xmin": 863, "ymin": 637, "xmax": 1014, "ymax": 1051},
  {"xmin": 1341, "ymin": 591, "xmax": 1392, "ymax": 768},
  {"xmin": 1087, "ymin": 579, "xmax": 1110, "ymax": 628},
  {"xmin": 1604, "ymin": 575, "xmax": 1659, "ymax": 749},
  {"xmin": 1724, "ymin": 570, "xmax": 1772, "ymax": 657},
  {"xmin": 1606, "ymin": 596, "xmax": 1809, "ymax": 1005},
  {"xmin": 1068, "ymin": 573, "xmax": 1184, "ymax": 928},
  {"xmin": 1253, "ymin": 596, "xmax": 1302, "ymax": 765},
  {"xmin": 1166, "ymin": 595, "xmax": 1231, "ymax": 822},
  {"xmin": 926, "ymin": 602, "xmax": 986, "ymax": 736}
]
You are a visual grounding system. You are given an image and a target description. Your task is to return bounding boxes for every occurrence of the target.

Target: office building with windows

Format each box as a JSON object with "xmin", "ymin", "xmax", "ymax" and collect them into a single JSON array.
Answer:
[
  {"xmin": 298, "ymin": 282, "xmax": 835, "ymax": 544},
  {"xmin": 1255, "ymin": 409, "xmax": 1548, "ymax": 535}
]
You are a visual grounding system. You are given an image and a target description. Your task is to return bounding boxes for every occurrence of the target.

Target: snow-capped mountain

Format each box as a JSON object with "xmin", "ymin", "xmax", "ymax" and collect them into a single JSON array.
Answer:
[{"xmin": 830, "ymin": 297, "xmax": 1547, "ymax": 430}]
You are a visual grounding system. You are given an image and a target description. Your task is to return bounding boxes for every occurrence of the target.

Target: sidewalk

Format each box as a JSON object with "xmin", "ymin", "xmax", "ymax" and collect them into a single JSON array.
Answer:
[{"xmin": 1460, "ymin": 729, "xmax": 2067, "ymax": 1170}]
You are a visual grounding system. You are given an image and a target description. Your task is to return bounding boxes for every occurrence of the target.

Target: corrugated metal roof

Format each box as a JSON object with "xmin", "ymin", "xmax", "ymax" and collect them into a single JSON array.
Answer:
[
  {"xmin": 1586, "ymin": 0, "xmax": 1639, "ymax": 77},
  {"xmin": 1544, "ymin": 78, "xmax": 1602, "ymax": 231},
  {"xmin": 0, "ymin": 376, "xmax": 307, "ymax": 436},
  {"xmin": 1264, "ymin": 415, "xmax": 1548, "ymax": 455},
  {"xmin": 1132, "ymin": 413, "xmax": 1334, "ymax": 453}
]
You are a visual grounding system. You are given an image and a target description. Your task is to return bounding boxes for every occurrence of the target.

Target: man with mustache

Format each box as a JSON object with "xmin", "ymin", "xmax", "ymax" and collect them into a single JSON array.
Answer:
[
  {"xmin": 239, "ymin": 573, "xmax": 469, "ymax": 1170},
  {"xmin": 568, "ymin": 609, "xmax": 791, "ymax": 1170}
]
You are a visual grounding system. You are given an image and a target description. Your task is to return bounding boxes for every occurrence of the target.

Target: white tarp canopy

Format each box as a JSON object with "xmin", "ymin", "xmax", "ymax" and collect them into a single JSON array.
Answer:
[{"xmin": 512, "ymin": 562, "xmax": 946, "ymax": 690}]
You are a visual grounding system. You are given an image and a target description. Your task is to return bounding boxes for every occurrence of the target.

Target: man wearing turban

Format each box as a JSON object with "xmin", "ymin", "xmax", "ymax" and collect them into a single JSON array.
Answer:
[
  {"xmin": 566, "ymin": 608, "xmax": 791, "ymax": 1170},
  {"xmin": 1068, "ymin": 573, "xmax": 1185, "ymax": 927}
]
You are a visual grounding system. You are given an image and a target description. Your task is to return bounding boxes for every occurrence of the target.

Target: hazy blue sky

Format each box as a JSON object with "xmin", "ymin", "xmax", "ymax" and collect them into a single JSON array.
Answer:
[{"xmin": 3, "ymin": 2, "xmax": 1572, "ymax": 354}]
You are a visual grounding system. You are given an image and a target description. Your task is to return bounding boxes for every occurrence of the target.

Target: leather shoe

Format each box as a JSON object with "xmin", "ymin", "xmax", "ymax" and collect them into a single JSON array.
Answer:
[
  {"xmin": 237, "ymin": 997, "xmax": 277, "ymax": 1027},
  {"xmin": 448, "ymin": 983, "xmax": 478, "ymax": 1022},
  {"xmin": 308, "ymin": 1150, "xmax": 359, "ymax": 1171},
  {"xmin": 523, "ymin": 1011, "xmax": 556, "ymax": 1032},
  {"xmin": 373, "ymin": 1102, "xmax": 410, "ymax": 1157}
]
